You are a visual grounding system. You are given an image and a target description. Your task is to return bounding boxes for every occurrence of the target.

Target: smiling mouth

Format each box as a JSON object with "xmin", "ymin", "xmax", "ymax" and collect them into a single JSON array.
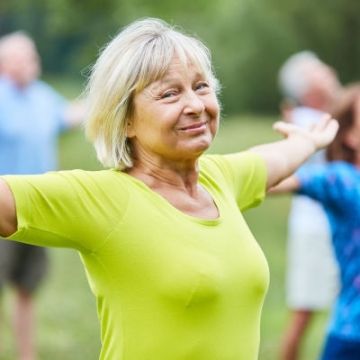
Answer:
[{"xmin": 180, "ymin": 122, "xmax": 207, "ymax": 131}]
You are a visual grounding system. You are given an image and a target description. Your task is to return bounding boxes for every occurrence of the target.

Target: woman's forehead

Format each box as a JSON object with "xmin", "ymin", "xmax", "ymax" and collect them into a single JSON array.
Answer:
[{"xmin": 140, "ymin": 54, "xmax": 206, "ymax": 90}]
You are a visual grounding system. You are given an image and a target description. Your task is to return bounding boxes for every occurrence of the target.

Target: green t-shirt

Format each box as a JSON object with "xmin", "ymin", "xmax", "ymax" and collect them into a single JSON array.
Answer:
[{"xmin": 3, "ymin": 152, "xmax": 269, "ymax": 360}]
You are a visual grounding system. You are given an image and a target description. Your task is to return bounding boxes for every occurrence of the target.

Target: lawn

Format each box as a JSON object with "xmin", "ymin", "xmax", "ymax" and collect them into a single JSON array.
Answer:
[{"xmin": 1, "ymin": 110, "xmax": 330, "ymax": 359}]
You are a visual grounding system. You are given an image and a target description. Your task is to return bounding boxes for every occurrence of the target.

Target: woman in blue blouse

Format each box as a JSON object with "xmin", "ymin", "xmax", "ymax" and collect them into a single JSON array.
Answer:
[{"xmin": 271, "ymin": 93, "xmax": 360, "ymax": 360}]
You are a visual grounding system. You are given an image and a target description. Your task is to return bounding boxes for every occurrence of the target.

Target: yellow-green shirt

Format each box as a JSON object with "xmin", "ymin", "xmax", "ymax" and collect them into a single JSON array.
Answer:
[{"xmin": 3, "ymin": 152, "xmax": 269, "ymax": 360}]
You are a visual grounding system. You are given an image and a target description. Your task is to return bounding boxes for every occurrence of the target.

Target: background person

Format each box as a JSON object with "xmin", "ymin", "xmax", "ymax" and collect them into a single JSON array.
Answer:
[
  {"xmin": 269, "ymin": 92, "xmax": 360, "ymax": 360},
  {"xmin": 277, "ymin": 50, "xmax": 342, "ymax": 360},
  {"xmin": 0, "ymin": 18, "xmax": 338, "ymax": 360},
  {"xmin": 0, "ymin": 31, "xmax": 84, "ymax": 360}
]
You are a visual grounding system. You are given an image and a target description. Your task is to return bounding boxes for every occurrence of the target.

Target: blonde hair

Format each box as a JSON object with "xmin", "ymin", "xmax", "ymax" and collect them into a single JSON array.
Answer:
[{"xmin": 84, "ymin": 17, "xmax": 220, "ymax": 170}]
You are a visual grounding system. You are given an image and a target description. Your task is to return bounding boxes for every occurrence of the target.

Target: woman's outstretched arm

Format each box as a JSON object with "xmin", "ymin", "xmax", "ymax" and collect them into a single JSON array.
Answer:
[
  {"xmin": 0, "ymin": 179, "xmax": 17, "ymax": 237},
  {"xmin": 249, "ymin": 114, "xmax": 338, "ymax": 190}
]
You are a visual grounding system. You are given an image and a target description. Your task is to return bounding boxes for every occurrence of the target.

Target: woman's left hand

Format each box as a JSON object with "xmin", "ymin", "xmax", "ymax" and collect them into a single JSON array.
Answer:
[{"xmin": 273, "ymin": 113, "xmax": 339, "ymax": 152}]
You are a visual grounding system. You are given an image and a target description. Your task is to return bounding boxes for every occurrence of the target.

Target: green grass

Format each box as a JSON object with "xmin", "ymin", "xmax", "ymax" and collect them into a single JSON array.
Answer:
[{"xmin": 1, "ymin": 114, "xmax": 330, "ymax": 359}]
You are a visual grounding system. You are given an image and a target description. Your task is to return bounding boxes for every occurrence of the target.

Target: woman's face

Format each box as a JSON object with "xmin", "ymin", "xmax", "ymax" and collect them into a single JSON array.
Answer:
[
  {"xmin": 344, "ymin": 95, "xmax": 360, "ymax": 151},
  {"xmin": 351, "ymin": 96, "xmax": 360, "ymax": 147},
  {"xmin": 128, "ymin": 56, "xmax": 219, "ymax": 166}
]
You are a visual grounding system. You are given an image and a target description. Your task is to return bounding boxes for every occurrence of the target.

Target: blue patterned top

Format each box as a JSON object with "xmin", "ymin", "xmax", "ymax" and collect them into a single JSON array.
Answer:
[{"xmin": 297, "ymin": 161, "xmax": 360, "ymax": 340}]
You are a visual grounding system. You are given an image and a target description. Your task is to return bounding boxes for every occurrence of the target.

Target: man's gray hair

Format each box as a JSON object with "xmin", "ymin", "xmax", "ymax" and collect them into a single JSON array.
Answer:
[{"xmin": 278, "ymin": 51, "xmax": 320, "ymax": 103}]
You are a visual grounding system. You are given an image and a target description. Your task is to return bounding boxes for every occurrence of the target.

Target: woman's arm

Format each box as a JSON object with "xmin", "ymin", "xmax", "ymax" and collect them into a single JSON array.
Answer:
[
  {"xmin": 267, "ymin": 175, "xmax": 300, "ymax": 194},
  {"xmin": 249, "ymin": 114, "xmax": 338, "ymax": 190},
  {"xmin": 0, "ymin": 179, "xmax": 17, "ymax": 237},
  {"xmin": 63, "ymin": 98, "xmax": 87, "ymax": 128}
]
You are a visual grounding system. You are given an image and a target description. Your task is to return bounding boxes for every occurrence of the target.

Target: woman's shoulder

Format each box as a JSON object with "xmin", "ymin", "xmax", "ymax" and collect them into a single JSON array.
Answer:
[
  {"xmin": 200, "ymin": 152, "xmax": 263, "ymax": 168},
  {"xmin": 199, "ymin": 152, "xmax": 266, "ymax": 185},
  {"xmin": 54, "ymin": 168, "xmax": 129, "ymax": 184},
  {"xmin": 299, "ymin": 161, "xmax": 360, "ymax": 190},
  {"xmin": 324, "ymin": 161, "xmax": 359, "ymax": 178}
]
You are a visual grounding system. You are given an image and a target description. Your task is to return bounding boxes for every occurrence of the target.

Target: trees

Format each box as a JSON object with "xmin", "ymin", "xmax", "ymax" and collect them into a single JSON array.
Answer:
[
  {"xmin": 208, "ymin": 0, "xmax": 360, "ymax": 113},
  {"xmin": 1, "ymin": 0, "xmax": 359, "ymax": 113}
]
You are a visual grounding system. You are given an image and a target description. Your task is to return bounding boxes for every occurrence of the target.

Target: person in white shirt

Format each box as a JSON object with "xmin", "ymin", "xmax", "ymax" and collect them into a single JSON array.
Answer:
[{"xmin": 277, "ymin": 51, "xmax": 341, "ymax": 360}]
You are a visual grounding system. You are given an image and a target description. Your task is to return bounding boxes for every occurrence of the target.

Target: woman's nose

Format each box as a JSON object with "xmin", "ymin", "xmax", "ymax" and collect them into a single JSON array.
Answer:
[{"xmin": 183, "ymin": 91, "xmax": 205, "ymax": 115}]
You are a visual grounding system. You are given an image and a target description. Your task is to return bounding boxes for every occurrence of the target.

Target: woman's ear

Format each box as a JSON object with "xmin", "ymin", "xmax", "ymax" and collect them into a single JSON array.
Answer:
[{"xmin": 126, "ymin": 121, "xmax": 135, "ymax": 138}]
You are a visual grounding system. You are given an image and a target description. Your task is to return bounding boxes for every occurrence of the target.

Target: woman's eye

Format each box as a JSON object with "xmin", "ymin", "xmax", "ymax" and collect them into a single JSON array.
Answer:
[
  {"xmin": 162, "ymin": 91, "xmax": 177, "ymax": 99},
  {"xmin": 196, "ymin": 82, "xmax": 209, "ymax": 91}
]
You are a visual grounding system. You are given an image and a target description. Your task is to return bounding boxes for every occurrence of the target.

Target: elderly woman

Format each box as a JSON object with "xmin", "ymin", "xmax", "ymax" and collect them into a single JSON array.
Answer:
[{"xmin": 0, "ymin": 18, "xmax": 338, "ymax": 360}]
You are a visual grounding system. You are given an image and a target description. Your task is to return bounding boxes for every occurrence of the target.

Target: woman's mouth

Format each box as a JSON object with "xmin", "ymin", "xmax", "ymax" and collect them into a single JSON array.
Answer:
[{"xmin": 180, "ymin": 122, "xmax": 207, "ymax": 132}]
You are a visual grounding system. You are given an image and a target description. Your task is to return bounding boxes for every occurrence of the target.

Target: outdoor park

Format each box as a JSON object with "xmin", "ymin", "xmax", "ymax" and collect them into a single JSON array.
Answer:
[{"xmin": 1, "ymin": 0, "xmax": 360, "ymax": 359}]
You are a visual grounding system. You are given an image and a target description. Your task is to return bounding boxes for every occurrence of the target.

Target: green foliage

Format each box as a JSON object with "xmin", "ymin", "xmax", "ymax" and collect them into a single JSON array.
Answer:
[{"xmin": 1, "ymin": 0, "xmax": 360, "ymax": 112}]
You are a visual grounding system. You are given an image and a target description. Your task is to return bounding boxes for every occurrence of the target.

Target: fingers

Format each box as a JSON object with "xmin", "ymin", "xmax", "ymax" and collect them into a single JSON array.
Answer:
[
  {"xmin": 272, "ymin": 115, "xmax": 339, "ymax": 151},
  {"xmin": 273, "ymin": 114, "xmax": 338, "ymax": 138},
  {"xmin": 317, "ymin": 113, "xmax": 333, "ymax": 130},
  {"xmin": 272, "ymin": 121, "xmax": 298, "ymax": 137},
  {"xmin": 304, "ymin": 113, "xmax": 331, "ymax": 132},
  {"xmin": 315, "ymin": 114, "xmax": 339, "ymax": 139},
  {"xmin": 323, "ymin": 118, "xmax": 339, "ymax": 141}
]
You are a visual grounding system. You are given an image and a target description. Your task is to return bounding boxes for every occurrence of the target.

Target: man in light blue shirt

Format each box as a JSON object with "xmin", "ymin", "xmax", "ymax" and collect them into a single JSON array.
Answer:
[
  {"xmin": 0, "ymin": 31, "xmax": 84, "ymax": 360},
  {"xmin": 0, "ymin": 74, "xmax": 67, "ymax": 175}
]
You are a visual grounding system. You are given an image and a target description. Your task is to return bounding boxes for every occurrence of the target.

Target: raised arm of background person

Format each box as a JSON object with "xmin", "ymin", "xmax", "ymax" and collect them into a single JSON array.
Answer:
[
  {"xmin": 0, "ymin": 179, "xmax": 17, "ymax": 237},
  {"xmin": 267, "ymin": 175, "xmax": 300, "ymax": 194},
  {"xmin": 249, "ymin": 114, "xmax": 338, "ymax": 190},
  {"xmin": 63, "ymin": 98, "xmax": 88, "ymax": 128}
]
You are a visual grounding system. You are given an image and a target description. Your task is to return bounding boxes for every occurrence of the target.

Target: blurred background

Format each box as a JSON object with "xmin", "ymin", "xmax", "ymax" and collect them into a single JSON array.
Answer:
[
  {"xmin": 1, "ymin": 0, "xmax": 359, "ymax": 359},
  {"xmin": 1, "ymin": 0, "xmax": 360, "ymax": 114}
]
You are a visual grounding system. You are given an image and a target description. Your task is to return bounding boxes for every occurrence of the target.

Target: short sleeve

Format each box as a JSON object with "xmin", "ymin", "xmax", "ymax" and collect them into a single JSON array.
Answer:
[
  {"xmin": 199, "ymin": 152, "xmax": 267, "ymax": 211},
  {"xmin": 1, "ymin": 170, "xmax": 129, "ymax": 252}
]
